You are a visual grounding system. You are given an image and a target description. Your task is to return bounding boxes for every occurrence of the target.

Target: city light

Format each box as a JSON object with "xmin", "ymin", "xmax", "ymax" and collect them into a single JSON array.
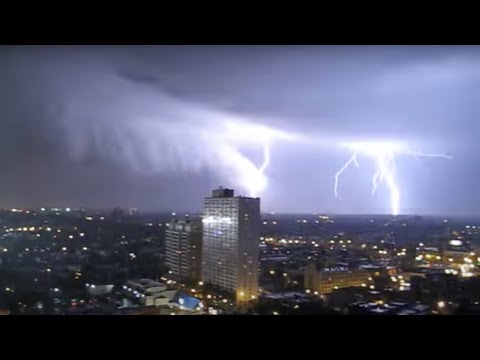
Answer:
[{"xmin": 202, "ymin": 216, "xmax": 232, "ymax": 224}]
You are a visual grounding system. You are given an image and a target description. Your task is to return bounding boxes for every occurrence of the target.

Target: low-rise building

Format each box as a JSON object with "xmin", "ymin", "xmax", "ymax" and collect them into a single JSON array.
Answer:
[
  {"xmin": 123, "ymin": 279, "xmax": 167, "ymax": 305},
  {"xmin": 305, "ymin": 262, "xmax": 371, "ymax": 295}
]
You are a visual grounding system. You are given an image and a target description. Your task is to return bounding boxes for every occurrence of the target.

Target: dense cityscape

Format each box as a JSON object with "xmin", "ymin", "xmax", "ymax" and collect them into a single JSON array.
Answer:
[
  {"xmin": 1, "ymin": 186, "xmax": 480, "ymax": 315},
  {"xmin": 2, "ymin": 45, "xmax": 480, "ymax": 316}
]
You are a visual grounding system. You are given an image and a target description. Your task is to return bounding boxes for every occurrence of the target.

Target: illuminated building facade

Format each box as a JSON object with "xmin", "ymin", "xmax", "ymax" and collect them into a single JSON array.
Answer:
[
  {"xmin": 415, "ymin": 241, "xmax": 479, "ymax": 277},
  {"xmin": 442, "ymin": 248, "xmax": 478, "ymax": 277},
  {"xmin": 443, "ymin": 249, "xmax": 473, "ymax": 266},
  {"xmin": 201, "ymin": 187, "xmax": 260, "ymax": 306},
  {"xmin": 165, "ymin": 218, "xmax": 203, "ymax": 283},
  {"xmin": 415, "ymin": 246, "xmax": 443, "ymax": 266},
  {"xmin": 305, "ymin": 262, "xmax": 371, "ymax": 295}
]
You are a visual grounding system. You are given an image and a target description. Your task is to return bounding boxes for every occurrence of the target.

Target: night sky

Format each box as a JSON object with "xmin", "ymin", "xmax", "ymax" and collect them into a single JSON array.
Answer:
[{"xmin": 0, "ymin": 45, "xmax": 477, "ymax": 215}]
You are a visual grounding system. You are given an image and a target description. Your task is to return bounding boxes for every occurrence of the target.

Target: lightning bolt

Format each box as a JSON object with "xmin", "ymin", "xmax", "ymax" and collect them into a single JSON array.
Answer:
[
  {"xmin": 408, "ymin": 151, "xmax": 453, "ymax": 160},
  {"xmin": 334, "ymin": 151, "xmax": 359, "ymax": 198},
  {"xmin": 249, "ymin": 142, "xmax": 271, "ymax": 198},
  {"xmin": 375, "ymin": 151, "xmax": 400, "ymax": 216},
  {"xmin": 371, "ymin": 168, "xmax": 382, "ymax": 195},
  {"xmin": 259, "ymin": 142, "xmax": 271, "ymax": 177},
  {"xmin": 335, "ymin": 141, "xmax": 451, "ymax": 216}
]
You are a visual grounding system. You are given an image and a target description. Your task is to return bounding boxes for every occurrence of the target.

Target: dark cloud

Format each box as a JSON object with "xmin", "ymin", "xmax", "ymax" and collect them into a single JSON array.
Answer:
[{"xmin": 0, "ymin": 45, "xmax": 478, "ymax": 214}]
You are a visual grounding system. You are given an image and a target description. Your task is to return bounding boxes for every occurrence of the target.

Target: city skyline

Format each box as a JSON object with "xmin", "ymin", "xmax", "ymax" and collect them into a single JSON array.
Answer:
[
  {"xmin": 0, "ymin": 46, "xmax": 477, "ymax": 215},
  {"xmin": 1, "ymin": 184, "xmax": 479, "ymax": 315}
]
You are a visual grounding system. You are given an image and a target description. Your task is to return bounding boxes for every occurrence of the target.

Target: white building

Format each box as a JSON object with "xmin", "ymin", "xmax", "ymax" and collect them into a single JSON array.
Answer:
[{"xmin": 201, "ymin": 187, "xmax": 260, "ymax": 306}]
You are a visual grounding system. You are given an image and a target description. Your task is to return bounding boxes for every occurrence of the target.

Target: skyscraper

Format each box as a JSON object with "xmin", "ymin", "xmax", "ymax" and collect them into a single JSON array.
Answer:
[
  {"xmin": 202, "ymin": 187, "xmax": 260, "ymax": 306},
  {"xmin": 165, "ymin": 218, "xmax": 203, "ymax": 283}
]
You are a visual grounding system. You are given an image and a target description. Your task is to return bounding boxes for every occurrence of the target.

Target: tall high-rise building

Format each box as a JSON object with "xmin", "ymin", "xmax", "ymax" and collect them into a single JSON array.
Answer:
[
  {"xmin": 165, "ymin": 218, "xmax": 203, "ymax": 283},
  {"xmin": 202, "ymin": 187, "xmax": 260, "ymax": 306}
]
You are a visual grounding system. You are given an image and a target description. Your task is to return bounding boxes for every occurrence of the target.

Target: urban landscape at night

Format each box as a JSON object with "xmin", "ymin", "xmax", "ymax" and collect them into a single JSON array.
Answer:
[
  {"xmin": 1, "ymin": 187, "xmax": 480, "ymax": 315},
  {"xmin": 1, "ymin": 45, "xmax": 480, "ymax": 315}
]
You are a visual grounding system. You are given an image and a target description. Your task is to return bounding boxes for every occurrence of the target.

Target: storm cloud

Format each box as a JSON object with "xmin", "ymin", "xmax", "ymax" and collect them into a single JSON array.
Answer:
[{"xmin": 0, "ymin": 45, "xmax": 478, "ymax": 214}]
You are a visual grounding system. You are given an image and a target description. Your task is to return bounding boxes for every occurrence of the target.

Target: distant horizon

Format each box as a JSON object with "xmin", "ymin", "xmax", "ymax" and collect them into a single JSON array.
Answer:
[{"xmin": 5, "ymin": 206, "xmax": 480, "ymax": 219}]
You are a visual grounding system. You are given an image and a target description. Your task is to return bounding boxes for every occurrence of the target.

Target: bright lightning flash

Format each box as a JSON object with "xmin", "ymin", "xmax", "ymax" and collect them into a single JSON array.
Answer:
[
  {"xmin": 221, "ymin": 120, "xmax": 301, "ymax": 198},
  {"xmin": 335, "ymin": 141, "xmax": 451, "ymax": 216},
  {"xmin": 249, "ymin": 142, "xmax": 271, "ymax": 198}
]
